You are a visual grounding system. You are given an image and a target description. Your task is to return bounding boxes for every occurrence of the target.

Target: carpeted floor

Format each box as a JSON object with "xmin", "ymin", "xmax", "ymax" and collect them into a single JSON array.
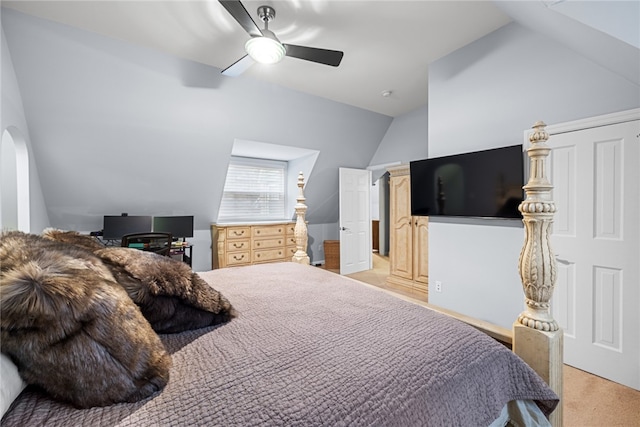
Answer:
[
  {"xmin": 333, "ymin": 253, "xmax": 640, "ymax": 426},
  {"xmin": 563, "ymin": 364, "xmax": 640, "ymax": 427}
]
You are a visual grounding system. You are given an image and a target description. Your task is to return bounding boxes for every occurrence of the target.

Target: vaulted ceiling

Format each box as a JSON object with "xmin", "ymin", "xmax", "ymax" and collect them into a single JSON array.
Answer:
[
  {"xmin": 2, "ymin": 0, "xmax": 513, "ymax": 117},
  {"xmin": 4, "ymin": 1, "xmax": 638, "ymax": 118}
]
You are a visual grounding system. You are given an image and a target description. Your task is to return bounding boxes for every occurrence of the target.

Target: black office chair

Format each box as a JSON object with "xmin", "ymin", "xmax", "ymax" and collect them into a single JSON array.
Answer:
[{"xmin": 121, "ymin": 232, "xmax": 173, "ymax": 257}]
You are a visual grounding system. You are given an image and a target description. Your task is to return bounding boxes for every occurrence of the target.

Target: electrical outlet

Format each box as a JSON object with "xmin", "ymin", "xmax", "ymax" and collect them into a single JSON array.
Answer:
[{"xmin": 435, "ymin": 281, "xmax": 442, "ymax": 293}]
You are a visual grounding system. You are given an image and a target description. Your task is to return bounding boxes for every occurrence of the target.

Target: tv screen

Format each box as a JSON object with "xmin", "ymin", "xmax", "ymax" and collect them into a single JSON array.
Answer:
[
  {"xmin": 102, "ymin": 215, "xmax": 152, "ymax": 240},
  {"xmin": 410, "ymin": 145, "xmax": 524, "ymax": 219},
  {"xmin": 153, "ymin": 216, "xmax": 194, "ymax": 238}
]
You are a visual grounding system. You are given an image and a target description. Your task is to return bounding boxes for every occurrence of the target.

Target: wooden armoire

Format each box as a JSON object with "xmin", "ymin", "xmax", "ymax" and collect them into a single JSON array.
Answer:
[{"xmin": 386, "ymin": 165, "xmax": 429, "ymax": 300}]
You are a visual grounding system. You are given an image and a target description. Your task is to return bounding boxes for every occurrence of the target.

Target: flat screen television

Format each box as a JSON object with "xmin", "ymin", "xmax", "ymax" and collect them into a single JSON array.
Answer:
[
  {"xmin": 102, "ymin": 215, "xmax": 153, "ymax": 240},
  {"xmin": 409, "ymin": 144, "xmax": 525, "ymax": 219},
  {"xmin": 153, "ymin": 216, "xmax": 194, "ymax": 238}
]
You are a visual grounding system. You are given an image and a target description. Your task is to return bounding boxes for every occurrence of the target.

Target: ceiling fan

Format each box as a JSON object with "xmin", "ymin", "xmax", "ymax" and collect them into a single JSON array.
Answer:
[{"xmin": 219, "ymin": 0, "xmax": 344, "ymax": 76}]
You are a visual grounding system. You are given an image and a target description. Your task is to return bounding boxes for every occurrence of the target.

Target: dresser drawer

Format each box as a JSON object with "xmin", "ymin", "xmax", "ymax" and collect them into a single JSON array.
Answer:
[
  {"xmin": 252, "ymin": 225, "xmax": 285, "ymax": 238},
  {"xmin": 227, "ymin": 239, "xmax": 250, "ymax": 251},
  {"xmin": 253, "ymin": 237, "xmax": 285, "ymax": 250},
  {"xmin": 227, "ymin": 227, "xmax": 250, "ymax": 239},
  {"xmin": 252, "ymin": 248, "xmax": 285, "ymax": 263},
  {"xmin": 226, "ymin": 251, "xmax": 250, "ymax": 266}
]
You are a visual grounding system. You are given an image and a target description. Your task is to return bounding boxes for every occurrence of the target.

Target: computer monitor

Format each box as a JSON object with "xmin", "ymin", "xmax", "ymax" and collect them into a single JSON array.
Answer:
[
  {"xmin": 102, "ymin": 215, "xmax": 152, "ymax": 240},
  {"xmin": 153, "ymin": 216, "xmax": 194, "ymax": 238}
]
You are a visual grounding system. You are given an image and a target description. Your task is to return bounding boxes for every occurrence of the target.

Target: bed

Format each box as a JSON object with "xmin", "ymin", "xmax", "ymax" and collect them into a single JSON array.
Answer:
[{"xmin": 0, "ymin": 122, "xmax": 562, "ymax": 426}]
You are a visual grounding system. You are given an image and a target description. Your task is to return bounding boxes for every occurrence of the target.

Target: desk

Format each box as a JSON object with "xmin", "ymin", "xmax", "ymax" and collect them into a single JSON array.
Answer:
[{"xmin": 170, "ymin": 243, "xmax": 193, "ymax": 267}]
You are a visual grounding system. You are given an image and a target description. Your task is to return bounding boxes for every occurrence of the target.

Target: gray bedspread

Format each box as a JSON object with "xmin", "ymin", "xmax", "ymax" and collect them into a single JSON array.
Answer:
[{"xmin": 2, "ymin": 262, "xmax": 558, "ymax": 426}]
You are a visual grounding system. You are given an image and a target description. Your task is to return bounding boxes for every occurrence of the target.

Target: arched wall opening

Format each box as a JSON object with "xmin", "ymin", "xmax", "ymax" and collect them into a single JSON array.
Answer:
[{"xmin": 1, "ymin": 127, "xmax": 30, "ymax": 232}]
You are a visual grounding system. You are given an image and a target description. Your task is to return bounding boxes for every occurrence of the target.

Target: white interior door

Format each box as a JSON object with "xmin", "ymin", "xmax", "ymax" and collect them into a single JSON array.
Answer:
[
  {"xmin": 339, "ymin": 167, "xmax": 371, "ymax": 275},
  {"xmin": 548, "ymin": 118, "xmax": 639, "ymax": 390}
]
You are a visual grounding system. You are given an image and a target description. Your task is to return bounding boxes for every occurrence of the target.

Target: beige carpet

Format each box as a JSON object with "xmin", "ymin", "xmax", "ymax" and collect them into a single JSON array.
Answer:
[
  {"xmin": 563, "ymin": 364, "xmax": 640, "ymax": 427},
  {"xmin": 336, "ymin": 254, "xmax": 640, "ymax": 426}
]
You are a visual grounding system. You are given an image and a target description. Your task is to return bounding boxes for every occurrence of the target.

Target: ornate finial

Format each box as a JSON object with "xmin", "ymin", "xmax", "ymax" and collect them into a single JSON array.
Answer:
[
  {"xmin": 297, "ymin": 172, "xmax": 305, "ymax": 203},
  {"xmin": 529, "ymin": 121, "xmax": 549, "ymax": 144},
  {"xmin": 517, "ymin": 121, "xmax": 559, "ymax": 332}
]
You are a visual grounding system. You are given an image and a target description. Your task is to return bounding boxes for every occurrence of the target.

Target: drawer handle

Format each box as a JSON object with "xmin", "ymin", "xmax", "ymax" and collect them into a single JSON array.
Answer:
[
  {"xmin": 256, "ymin": 242, "xmax": 261, "ymax": 247},
  {"xmin": 278, "ymin": 228, "xmax": 282, "ymax": 232},
  {"xmin": 233, "ymin": 254, "xmax": 245, "ymax": 260},
  {"xmin": 232, "ymin": 231, "xmax": 244, "ymax": 236},
  {"xmin": 256, "ymin": 254, "xmax": 260, "ymax": 258},
  {"xmin": 256, "ymin": 230, "xmax": 260, "ymax": 234},
  {"xmin": 278, "ymin": 240, "xmax": 282, "ymax": 244},
  {"xmin": 233, "ymin": 243, "xmax": 243, "ymax": 248}
]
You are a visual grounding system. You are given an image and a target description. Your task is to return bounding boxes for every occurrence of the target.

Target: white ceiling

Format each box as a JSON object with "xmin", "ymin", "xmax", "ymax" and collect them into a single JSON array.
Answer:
[{"xmin": 2, "ymin": 0, "xmax": 512, "ymax": 117}]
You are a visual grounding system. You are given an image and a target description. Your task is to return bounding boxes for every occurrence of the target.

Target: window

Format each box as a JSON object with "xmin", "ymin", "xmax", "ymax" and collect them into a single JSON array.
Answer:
[{"xmin": 218, "ymin": 157, "xmax": 287, "ymax": 221}]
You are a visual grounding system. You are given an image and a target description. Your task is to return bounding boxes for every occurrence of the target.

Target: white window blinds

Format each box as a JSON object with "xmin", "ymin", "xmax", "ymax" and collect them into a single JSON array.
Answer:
[{"xmin": 218, "ymin": 157, "xmax": 287, "ymax": 221}]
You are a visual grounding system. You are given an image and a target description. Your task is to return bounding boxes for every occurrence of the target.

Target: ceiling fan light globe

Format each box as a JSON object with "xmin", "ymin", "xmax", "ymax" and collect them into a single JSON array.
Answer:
[{"xmin": 245, "ymin": 37, "xmax": 285, "ymax": 64}]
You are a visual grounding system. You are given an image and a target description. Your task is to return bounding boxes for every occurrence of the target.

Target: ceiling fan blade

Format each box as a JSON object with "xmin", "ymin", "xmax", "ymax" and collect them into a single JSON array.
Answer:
[
  {"xmin": 221, "ymin": 54, "xmax": 255, "ymax": 76},
  {"xmin": 219, "ymin": 0, "xmax": 262, "ymax": 37},
  {"xmin": 283, "ymin": 44, "xmax": 344, "ymax": 67}
]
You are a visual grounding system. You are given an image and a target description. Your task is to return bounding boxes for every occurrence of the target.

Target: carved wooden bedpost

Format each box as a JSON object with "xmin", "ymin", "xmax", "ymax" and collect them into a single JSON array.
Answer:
[
  {"xmin": 292, "ymin": 172, "xmax": 310, "ymax": 265},
  {"xmin": 513, "ymin": 121, "xmax": 563, "ymax": 426}
]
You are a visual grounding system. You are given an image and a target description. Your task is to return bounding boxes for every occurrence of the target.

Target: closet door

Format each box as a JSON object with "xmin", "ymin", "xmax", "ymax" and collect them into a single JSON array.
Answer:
[{"xmin": 549, "ymin": 118, "xmax": 639, "ymax": 390}]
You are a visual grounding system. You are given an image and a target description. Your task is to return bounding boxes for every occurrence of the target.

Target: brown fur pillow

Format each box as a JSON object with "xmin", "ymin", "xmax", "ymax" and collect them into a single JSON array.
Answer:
[
  {"xmin": 96, "ymin": 247, "xmax": 237, "ymax": 333},
  {"xmin": 41, "ymin": 228, "xmax": 105, "ymax": 252},
  {"xmin": 0, "ymin": 231, "xmax": 171, "ymax": 408},
  {"xmin": 41, "ymin": 229, "xmax": 236, "ymax": 333}
]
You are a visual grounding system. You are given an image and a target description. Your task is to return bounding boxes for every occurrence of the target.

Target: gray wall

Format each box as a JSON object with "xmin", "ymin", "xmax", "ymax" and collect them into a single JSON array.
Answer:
[
  {"xmin": 1, "ymin": 26, "xmax": 49, "ymax": 232},
  {"xmin": 1, "ymin": 8, "xmax": 393, "ymax": 270},
  {"xmin": 369, "ymin": 104, "xmax": 428, "ymax": 168},
  {"xmin": 427, "ymin": 22, "xmax": 640, "ymax": 328}
]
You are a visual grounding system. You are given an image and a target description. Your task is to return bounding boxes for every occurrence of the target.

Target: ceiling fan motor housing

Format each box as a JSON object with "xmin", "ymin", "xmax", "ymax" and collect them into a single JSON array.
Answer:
[{"xmin": 257, "ymin": 5, "xmax": 275, "ymax": 23}]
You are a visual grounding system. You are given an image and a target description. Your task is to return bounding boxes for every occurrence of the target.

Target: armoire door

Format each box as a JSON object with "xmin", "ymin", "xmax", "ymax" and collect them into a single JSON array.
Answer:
[
  {"xmin": 412, "ymin": 216, "xmax": 429, "ymax": 285},
  {"xmin": 389, "ymin": 172, "xmax": 413, "ymax": 280}
]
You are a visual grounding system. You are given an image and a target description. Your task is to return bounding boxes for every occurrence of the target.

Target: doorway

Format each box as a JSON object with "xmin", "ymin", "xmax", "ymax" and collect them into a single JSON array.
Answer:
[{"xmin": 1, "ymin": 127, "xmax": 30, "ymax": 232}]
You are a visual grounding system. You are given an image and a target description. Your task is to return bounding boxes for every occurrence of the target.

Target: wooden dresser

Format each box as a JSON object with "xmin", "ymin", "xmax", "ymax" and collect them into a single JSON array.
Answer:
[{"xmin": 211, "ymin": 222, "xmax": 297, "ymax": 269}]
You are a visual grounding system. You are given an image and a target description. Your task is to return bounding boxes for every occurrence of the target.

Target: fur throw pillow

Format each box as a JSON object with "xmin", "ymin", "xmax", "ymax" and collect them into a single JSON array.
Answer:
[
  {"xmin": 41, "ymin": 229, "xmax": 237, "ymax": 333},
  {"xmin": 0, "ymin": 231, "xmax": 171, "ymax": 408},
  {"xmin": 96, "ymin": 247, "xmax": 237, "ymax": 333},
  {"xmin": 41, "ymin": 228, "xmax": 105, "ymax": 252}
]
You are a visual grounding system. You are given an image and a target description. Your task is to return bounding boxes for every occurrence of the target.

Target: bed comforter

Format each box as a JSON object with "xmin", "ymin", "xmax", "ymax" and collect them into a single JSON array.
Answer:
[{"xmin": 2, "ymin": 262, "xmax": 558, "ymax": 426}]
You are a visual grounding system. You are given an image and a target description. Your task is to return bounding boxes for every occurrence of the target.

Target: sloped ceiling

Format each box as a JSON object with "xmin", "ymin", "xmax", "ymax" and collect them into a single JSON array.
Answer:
[
  {"xmin": 494, "ymin": 1, "xmax": 639, "ymax": 87},
  {"xmin": 5, "ymin": 1, "xmax": 637, "ymax": 116},
  {"xmin": 2, "ymin": 0, "xmax": 513, "ymax": 117}
]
